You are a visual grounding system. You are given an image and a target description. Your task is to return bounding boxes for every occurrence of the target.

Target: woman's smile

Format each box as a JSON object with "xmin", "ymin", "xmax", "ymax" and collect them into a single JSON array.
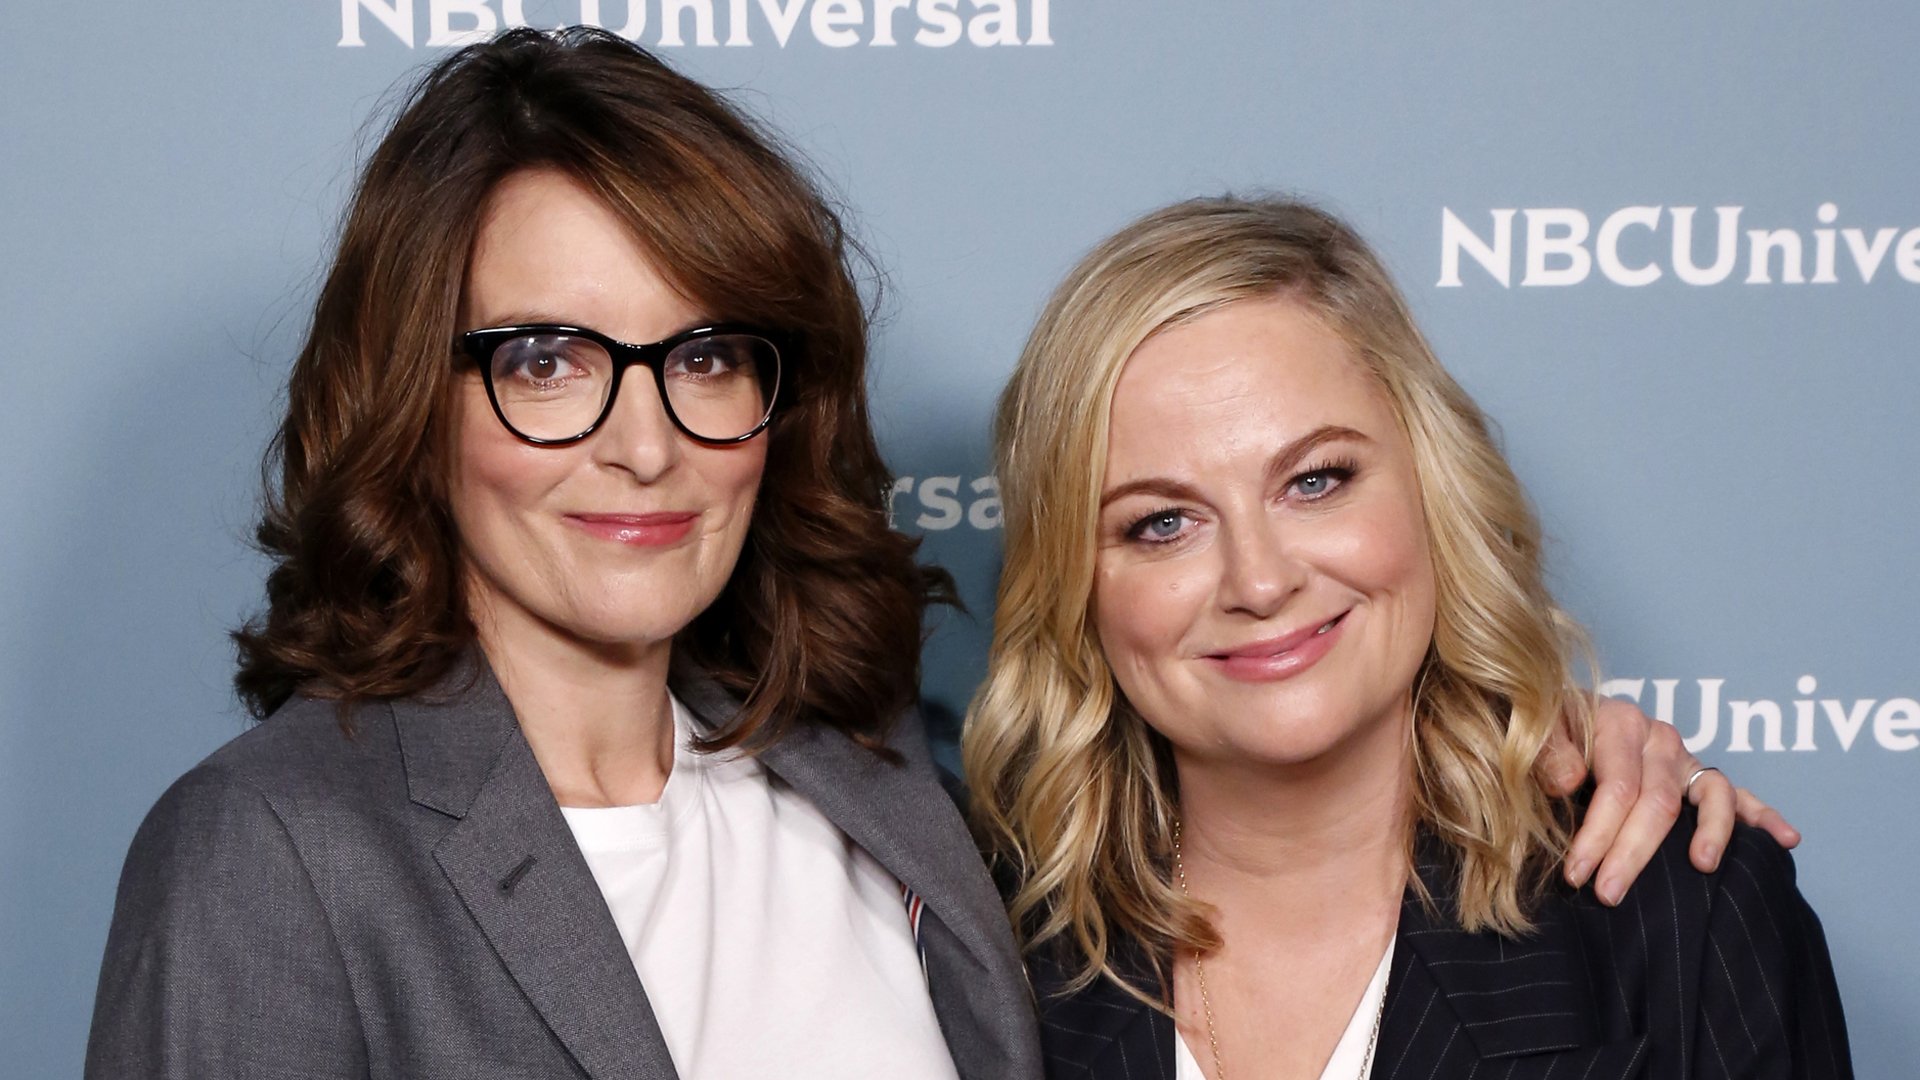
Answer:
[
  {"xmin": 1093, "ymin": 295, "xmax": 1436, "ymax": 770},
  {"xmin": 564, "ymin": 510, "xmax": 700, "ymax": 547},
  {"xmin": 1200, "ymin": 609, "xmax": 1350, "ymax": 682},
  {"xmin": 451, "ymin": 169, "xmax": 767, "ymax": 652}
]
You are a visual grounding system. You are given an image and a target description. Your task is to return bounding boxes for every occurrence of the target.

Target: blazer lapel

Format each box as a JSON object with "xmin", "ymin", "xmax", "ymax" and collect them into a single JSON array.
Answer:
[
  {"xmin": 1373, "ymin": 848, "xmax": 1648, "ymax": 1080},
  {"xmin": 395, "ymin": 656, "xmax": 677, "ymax": 1080},
  {"xmin": 671, "ymin": 665, "xmax": 1041, "ymax": 1080},
  {"xmin": 1035, "ymin": 943, "xmax": 1174, "ymax": 1080}
]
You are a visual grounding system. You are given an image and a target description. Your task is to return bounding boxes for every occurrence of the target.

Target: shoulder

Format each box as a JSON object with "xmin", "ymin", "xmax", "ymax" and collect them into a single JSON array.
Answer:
[
  {"xmin": 125, "ymin": 694, "xmax": 412, "ymax": 874},
  {"xmin": 90, "ymin": 705, "xmax": 381, "ymax": 1076},
  {"xmin": 1695, "ymin": 820, "xmax": 1839, "ymax": 990},
  {"xmin": 1602, "ymin": 809, "xmax": 1810, "ymax": 931},
  {"xmin": 1709, "ymin": 818, "xmax": 1812, "ymax": 913},
  {"xmin": 116, "ymin": 759, "xmax": 315, "ymax": 912},
  {"xmin": 1585, "ymin": 811, "xmax": 1853, "ymax": 1074},
  {"xmin": 1555, "ymin": 806, "xmax": 1809, "ymax": 934},
  {"xmin": 191, "ymin": 693, "xmax": 406, "ymax": 815},
  {"xmin": 1549, "ymin": 809, "xmax": 1836, "ymax": 1014}
]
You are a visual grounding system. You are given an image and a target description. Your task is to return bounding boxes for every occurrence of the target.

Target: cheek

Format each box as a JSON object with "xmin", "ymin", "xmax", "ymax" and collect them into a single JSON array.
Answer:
[
  {"xmin": 1357, "ymin": 503, "xmax": 1431, "ymax": 596},
  {"xmin": 690, "ymin": 439, "xmax": 768, "ymax": 526},
  {"xmin": 1092, "ymin": 557, "xmax": 1211, "ymax": 699},
  {"xmin": 1333, "ymin": 490, "xmax": 1438, "ymax": 656},
  {"xmin": 449, "ymin": 390, "xmax": 570, "ymax": 528}
]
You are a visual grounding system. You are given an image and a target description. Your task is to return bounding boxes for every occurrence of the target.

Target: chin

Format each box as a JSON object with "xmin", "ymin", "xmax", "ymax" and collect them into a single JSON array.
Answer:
[
  {"xmin": 1205, "ymin": 696, "xmax": 1403, "ymax": 770},
  {"xmin": 1219, "ymin": 725, "xmax": 1357, "ymax": 768},
  {"xmin": 560, "ymin": 597, "xmax": 709, "ymax": 650}
]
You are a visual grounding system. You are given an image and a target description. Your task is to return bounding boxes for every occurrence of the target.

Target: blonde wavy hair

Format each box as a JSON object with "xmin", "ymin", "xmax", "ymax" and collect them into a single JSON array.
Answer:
[{"xmin": 963, "ymin": 196, "xmax": 1595, "ymax": 998}]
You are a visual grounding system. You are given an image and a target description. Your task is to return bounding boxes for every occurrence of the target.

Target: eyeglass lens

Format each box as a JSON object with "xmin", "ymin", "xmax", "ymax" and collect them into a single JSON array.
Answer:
[{"xmin": 487, "ymin": 332, "xmax": 777, "ymax": 442}]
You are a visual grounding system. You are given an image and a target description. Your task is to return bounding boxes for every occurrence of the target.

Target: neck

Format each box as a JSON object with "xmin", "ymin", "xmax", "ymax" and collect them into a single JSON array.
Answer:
[
  {"xmin": 472, "ymin": 591, "xmax": 677, "ymax": 808},
  {"xmin": 1175, "ymin": 704, "xmax": 1414, "ymax": 930}
]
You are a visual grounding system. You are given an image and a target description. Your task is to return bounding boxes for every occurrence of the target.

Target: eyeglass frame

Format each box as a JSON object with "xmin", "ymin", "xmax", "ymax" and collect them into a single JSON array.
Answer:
[{"xmin": 454, "ymin": 322, "xmax": 786, "ymax": 446}]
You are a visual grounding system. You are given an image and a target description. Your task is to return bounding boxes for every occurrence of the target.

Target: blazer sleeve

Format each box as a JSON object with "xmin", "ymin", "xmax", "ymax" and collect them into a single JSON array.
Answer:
[
  {"xmin": 1692, "ymin": 826, "xmax": 1853, "ymax": 1080},
  {"xmin": 84, "ymin": 765, "xmax": 369, "ymax": 1080}
]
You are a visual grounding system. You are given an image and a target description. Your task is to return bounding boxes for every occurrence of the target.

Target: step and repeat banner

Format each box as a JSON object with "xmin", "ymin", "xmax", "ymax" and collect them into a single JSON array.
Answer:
[{"xmin": 2, "ymin": 2, "xmax": 1912, "ymax": 1074}]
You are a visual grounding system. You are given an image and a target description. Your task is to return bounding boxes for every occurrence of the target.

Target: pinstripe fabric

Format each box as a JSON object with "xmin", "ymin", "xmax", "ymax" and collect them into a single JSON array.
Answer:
[
  {"xmin": 1034, "ymin": 937, "xmax": 1177, "ymax": 1080},
  {"xmin": 1034, "ymin": 815, "xmax": 1851, "ymax": 1080}
]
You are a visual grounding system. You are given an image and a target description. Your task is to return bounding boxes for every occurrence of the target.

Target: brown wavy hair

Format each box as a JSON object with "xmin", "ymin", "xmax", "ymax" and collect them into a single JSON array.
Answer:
[{"xmin": 234, "ymin": 27, "xmax": 949, "ymax": 753}]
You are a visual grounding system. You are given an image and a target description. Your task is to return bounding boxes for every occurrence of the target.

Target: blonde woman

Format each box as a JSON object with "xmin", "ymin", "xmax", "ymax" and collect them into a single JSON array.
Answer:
[{"xmin": 966, "ymin": 198, "xmax": 1849, "ymax": 1080}]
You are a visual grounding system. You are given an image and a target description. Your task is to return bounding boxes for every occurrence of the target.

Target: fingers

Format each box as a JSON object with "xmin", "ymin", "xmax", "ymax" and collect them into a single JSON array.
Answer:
[
  {"xmin": 1736, "ymin": 787, "xmax": 1803, "ymax": 849},
  {"xmin": 1589, "ymin": 780, "xmax": 1683, "ymax": 906},
  {"xmin": 1585, "ymin": 719, "xmax": 1692, "ymax": 905},
  {"xmin": 1686, "ymin": 767, "xmax": 1736, "ymax": 872},
  {"xmin": 1562, "ymin": 696, "xmax": 1650, "ymax": 890},
  {"xmin": 1537, "ymin": 722, "xmax": 1588, "ymax": 798}
]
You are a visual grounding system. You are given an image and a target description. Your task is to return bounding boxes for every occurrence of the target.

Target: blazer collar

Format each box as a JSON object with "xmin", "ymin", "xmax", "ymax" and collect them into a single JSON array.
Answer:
[
  {"xmin": 390, "ymin": 647, "xmax": 1006, "ymax": 965},
  {"xmin": 1391, "ymin": 840, "xmax": 1601, "ymax": 1059},
  {"xmin": 390, "ymin": 651, "xmax": 677, "ymax": 1079},
  {"xmin": 389, "ymin": 649, "xmax": 516, "ymax": 818},
  {"xmin": 393, "ymin": 648, "xmax": 1035, "ymax": 1080},
  {"xmin": 1374, "ymin": 839, "xmax": 1648, "ymax": 1080}
]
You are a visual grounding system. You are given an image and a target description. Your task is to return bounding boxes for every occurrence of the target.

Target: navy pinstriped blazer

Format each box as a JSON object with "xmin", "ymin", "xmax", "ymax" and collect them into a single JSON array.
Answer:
[{"xmin": 1033, "ymin": 818, "xmax": 1852, "ymax": 1080}]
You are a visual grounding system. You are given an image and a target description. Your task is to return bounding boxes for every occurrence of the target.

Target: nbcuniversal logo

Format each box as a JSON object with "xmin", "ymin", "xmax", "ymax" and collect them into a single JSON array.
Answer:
[
  {"xmin": 1603, "ymin": 676, "xmax": 1918, "ymax": 755},
  {"xmin": 1437, "ymin": 204, "xmax": 1920, "ymax": 288},
  {"xmin": 337, "ymin": 0, "xmax": 1054, "ymax": 48},
  {"xmin": 889, "ymin": 474, "xmax": 1002, "ymax": 531}
]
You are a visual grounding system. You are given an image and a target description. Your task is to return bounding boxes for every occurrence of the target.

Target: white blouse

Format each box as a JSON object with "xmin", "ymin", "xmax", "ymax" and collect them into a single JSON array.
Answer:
[{"xmin": 561, "ymin": 693, "xmax": 960, "ymax": 1079}]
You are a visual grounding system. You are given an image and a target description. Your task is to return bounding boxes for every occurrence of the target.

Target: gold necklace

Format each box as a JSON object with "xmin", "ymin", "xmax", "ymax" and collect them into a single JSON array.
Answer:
[
  {"xmin": 1173, "ymin": 818, "xmax": 1228, "ymax": 1077},
  {"xmin": 1172, "ymin": 818, "xmax": 1387, "ymax": 1080}
]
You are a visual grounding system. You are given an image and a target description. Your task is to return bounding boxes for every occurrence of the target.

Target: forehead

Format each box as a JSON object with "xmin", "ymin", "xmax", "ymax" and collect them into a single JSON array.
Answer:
[
  {"xmin": 1105, "ymin": 297, "xmax": 1395, "ymax": 475},
  {"xmin": 463, "ymin": 168, "xmax": 698, "ymax": 335}
]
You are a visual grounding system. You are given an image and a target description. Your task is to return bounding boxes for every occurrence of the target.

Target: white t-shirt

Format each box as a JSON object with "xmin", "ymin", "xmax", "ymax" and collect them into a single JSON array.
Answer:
[
  {"xmin": 560, "ymin": 694, "xmax": 961, "ymax": 1080},
  {"xmin": 1175, "ymin": 938, "xmax": 1395, "ymax": 1080}
]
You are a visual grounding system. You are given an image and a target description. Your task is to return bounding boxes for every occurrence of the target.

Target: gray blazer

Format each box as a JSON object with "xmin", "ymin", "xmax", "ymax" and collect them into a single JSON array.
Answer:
[{"xmin": 85, "ymin": 654, "xmax": 1041, "ymax": 1079}]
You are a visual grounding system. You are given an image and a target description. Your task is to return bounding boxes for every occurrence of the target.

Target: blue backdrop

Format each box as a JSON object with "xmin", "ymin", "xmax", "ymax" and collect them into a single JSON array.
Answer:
[{"xmin": 3, "ymin": 3, "xmax": 1913, "ymax": 1075}]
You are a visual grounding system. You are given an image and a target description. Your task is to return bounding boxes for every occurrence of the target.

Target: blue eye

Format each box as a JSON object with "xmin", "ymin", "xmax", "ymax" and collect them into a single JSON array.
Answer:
[
  {"xmin": 1128, "ymin": 509, "xmax": 1190, "ymax": 543},
  {"xmin": 1290, "ymin": 464, "xmax": 1355, "ymax": 500}
]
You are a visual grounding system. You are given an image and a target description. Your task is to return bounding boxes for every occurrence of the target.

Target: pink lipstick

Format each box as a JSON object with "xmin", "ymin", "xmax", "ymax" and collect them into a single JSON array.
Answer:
[
  {"xmin": 566, "ymin": 512, "xmax": 698, "ymax": 547},
  {"xmin": 1204, "ymin": 611, "xmax": 1348, "ymax": 682}
]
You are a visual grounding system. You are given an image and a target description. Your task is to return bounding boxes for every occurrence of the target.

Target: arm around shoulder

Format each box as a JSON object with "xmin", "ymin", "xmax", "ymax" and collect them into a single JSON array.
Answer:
[
  {"xmin": 1695, "ymin": 826, "xmax": 1853, "ymax": 1080},
  {"xmin": 85, "ymin": 764, "xmax": 368, "ymax": 1080}
]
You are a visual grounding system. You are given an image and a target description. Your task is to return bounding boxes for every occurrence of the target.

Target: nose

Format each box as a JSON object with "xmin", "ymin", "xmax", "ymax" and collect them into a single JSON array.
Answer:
[
  {"xmin": 1215, "ymin": 512, "xmax": 1306, "ymax": 619},
  {"xmin": 589, "ymin": 370, "xmax": 682, "ymax": 482}
]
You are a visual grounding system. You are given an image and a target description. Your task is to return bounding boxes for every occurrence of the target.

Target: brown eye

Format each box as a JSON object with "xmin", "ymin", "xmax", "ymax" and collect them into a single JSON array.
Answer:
[
  {"xmin": 666, "ymin": 336, "xmax": 761, "ymax": 381},
  {"xmin": 494, "ymin": 336, "xmax": 592, "ymax": 386}
]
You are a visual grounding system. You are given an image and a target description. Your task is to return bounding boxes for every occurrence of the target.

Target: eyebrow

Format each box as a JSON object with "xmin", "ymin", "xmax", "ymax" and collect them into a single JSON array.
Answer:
[
  {"xmin": 473, "ymin": 310, "xmax": 579, "ymax": 329},
  {"xmin": 1098, "ymin": 424, "xmax": 1373, "ymax": 510},
  {"xmin": 466, "ymin": 312, "xmax": 719, "ymax": 340}
]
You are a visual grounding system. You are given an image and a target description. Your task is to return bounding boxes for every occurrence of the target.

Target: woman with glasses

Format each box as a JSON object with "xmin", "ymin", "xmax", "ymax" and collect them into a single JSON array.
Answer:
[
  {"xmin": 87, "ymin": 28, "xmax": 1792, "ymax": 1080},
  {"xmin": 967, "ymin": 197, "xmax": 1848, "ymax": 1080},
  {"xmin": 86, "ymin": 27, "xmax": 1005, "ymax": 1079}
]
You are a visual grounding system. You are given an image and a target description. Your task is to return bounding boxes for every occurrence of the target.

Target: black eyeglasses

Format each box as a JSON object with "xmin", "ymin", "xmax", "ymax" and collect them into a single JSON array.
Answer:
[{"xmin": 456, "ymin": 323, "xmax": 784, "ymax": 445}]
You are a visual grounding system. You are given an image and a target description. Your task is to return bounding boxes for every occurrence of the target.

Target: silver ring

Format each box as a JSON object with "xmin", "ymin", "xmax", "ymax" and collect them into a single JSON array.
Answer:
[{"xmin": 1685, "ymin": 765, "xmax": 1719, "ymax": 796}]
